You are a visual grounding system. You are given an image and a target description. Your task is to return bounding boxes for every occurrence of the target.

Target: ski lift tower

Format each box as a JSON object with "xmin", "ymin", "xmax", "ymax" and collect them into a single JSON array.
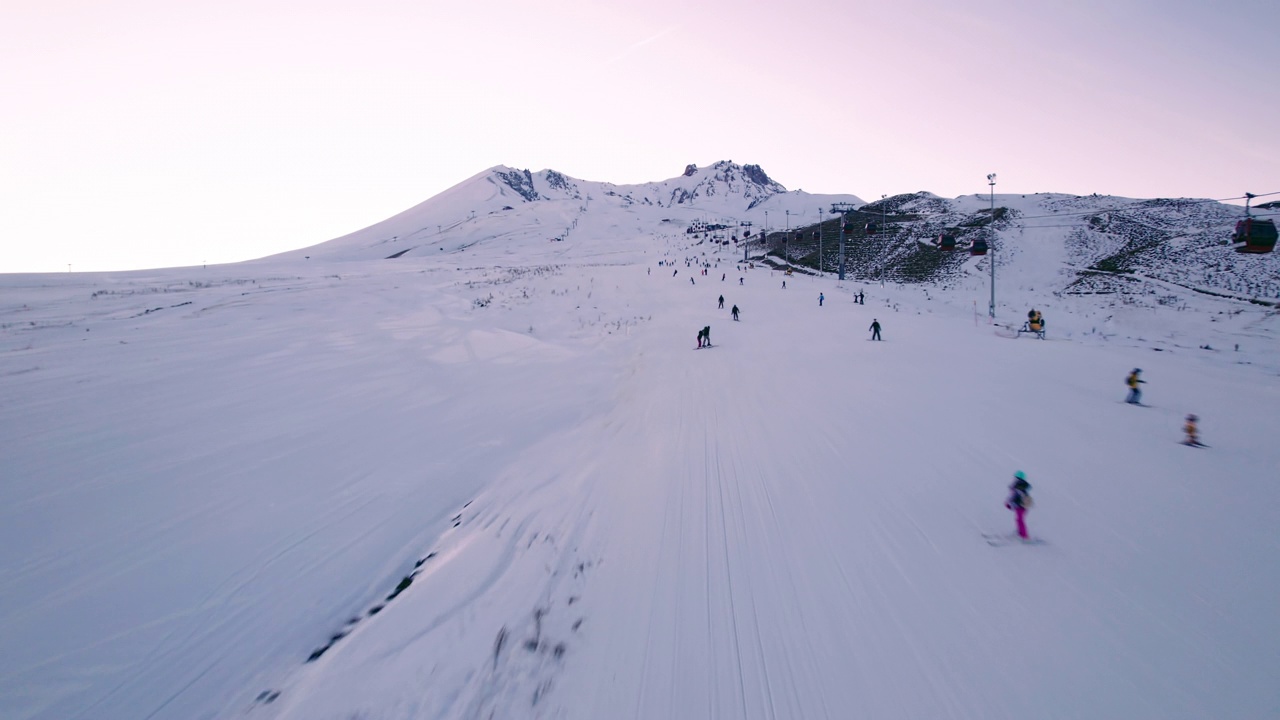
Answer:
[{"xmin": 830, "ymin": 202, "xmax": 858, "ymax": 281}]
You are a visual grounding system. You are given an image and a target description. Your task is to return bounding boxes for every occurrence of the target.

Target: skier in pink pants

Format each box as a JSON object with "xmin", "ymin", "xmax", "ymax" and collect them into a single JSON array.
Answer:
[{"xmin": 1005, "ymin": 471, "xmax": 1033, "ymax": 539}]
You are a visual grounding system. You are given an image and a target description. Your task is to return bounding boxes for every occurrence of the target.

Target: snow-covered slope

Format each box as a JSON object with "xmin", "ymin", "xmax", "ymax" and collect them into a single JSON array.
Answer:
[
  {"xmin": 760, "ymin": 191, "xmax": 1278, "ymax": 309},
  {"xmin": 269, "ymin": 161, "xmax": 864, "ymax": 263},
  {"xmin": 2, "ymin": 173, "xmax": 1278, "ymax": 720}
]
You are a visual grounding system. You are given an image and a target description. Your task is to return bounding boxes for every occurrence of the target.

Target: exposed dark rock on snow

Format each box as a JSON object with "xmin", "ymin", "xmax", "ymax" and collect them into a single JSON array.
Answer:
[{"xmin": 494, "ymin": 168, "xmax": 541, "ymax": 202}]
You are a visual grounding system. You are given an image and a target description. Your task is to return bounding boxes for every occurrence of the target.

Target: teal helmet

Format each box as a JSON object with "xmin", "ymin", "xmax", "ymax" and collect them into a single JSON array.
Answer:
[{"xmin": 1014, "ymin": 470, "xmax": 1026, "ymax": 480}]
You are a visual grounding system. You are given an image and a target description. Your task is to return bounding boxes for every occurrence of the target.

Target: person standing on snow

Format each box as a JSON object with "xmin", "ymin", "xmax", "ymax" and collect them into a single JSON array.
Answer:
[
  {"xmin": 718, "ymin": 295, "xmax": 725, "ymax": 309},
  {"xmin": 731, "ymin": 305, "xmax": 740, "ymax": 321},
  {"xmin": 1183, "ymin": 414, "xmax": 1202, "ymax": 446},
  {"xmin": 702, "ymin": 326, "xmax": 711, "ymax": 347},
  {"xmin": 869, "ymin": 319, "xmax": 881, "ymax": 341},
  {"xmin": 1125, "ymin": 368, "xmax": 1145, "ymax": 404},
  {"xmin": 819, "ymin": 292, "xmax": 824, "ymax": 307},
  {"xmin": 1005, "ymin": 471, "xmax": 1033, "ymax": 539}
]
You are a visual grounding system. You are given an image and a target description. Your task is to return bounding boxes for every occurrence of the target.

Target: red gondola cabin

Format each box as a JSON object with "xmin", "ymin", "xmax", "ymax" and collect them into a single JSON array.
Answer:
[{"xmin": 1233, "ymin": 218, "xmax": 1277, "ymax": 254}]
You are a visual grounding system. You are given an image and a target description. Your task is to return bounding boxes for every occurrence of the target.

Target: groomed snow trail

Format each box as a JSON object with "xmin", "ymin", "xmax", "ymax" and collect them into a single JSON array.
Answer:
[
  {"xmin": 260, "ymin": 260, "xmax": 1278, "ymax": 720},
  {"xmin": 2, "ymin": 238, "xmax": 1277, "ymax": 719}
]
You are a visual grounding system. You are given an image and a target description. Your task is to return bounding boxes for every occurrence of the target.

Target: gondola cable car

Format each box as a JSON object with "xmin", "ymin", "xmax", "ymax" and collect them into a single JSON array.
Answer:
[{"xmin": 1233, "ymin": 192, "xmax": 1277, "ymax": 254}]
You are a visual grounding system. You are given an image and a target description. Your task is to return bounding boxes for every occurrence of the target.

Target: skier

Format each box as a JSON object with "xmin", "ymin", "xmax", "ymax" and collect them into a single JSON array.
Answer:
[
  {"xmin": 858, "ymin": 291, "xmax": 865, "ymax": 305},
  {"xmin": 690, "ymin": 277, "xmax": 695, "ymax": 285},
  {"xmin": 696, "ymin": 327, "xmax": 706, "ymax": 348},
  {"xmin": 731, "ymin": 305, "xmax": 740, "ymax": 321},
  {"xmin": 782, "ymin": 280, "xmax": 787, "ymax": 289},
  {"xmin": 869, "ymin": 318, "xmax": 882, "ymax": 341},
  {"xmin": 702, "ymin": 325, "xmax": 711, "ymax": 347},
  {"xmin": 1125, "ymin": 368, "xmax": 1145, "ymax": 404},
  {"xmin": 1183, "ymin": 414, "xmax": 1202, "ymax": 446},
  {"xmin": 673, "ymin": 269, "xmax": 678, "ymax": 277},
  {"xmin": 718, "ymin": 295, "xmax": 725, "ymax": 309},
  {"xmin": 721, "ymin": 273, "xmax": 726, "ymax": 282},
  {"xmin": 739, "ymin": 277, "xmax": 744, "ymax": 285},
  {"xmin": 819, "ymin": 292, "xmax": 825, "ymax": 307},
  {"xmin": 1005, "ymin": 471, "xmax": 1033, "ymax": 540}
]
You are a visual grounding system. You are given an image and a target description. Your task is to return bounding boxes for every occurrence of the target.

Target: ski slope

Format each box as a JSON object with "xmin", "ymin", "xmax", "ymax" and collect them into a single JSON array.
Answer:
[{"xmin": 2, "ymin": 223, "xmax": 1278, "ymax": 720}]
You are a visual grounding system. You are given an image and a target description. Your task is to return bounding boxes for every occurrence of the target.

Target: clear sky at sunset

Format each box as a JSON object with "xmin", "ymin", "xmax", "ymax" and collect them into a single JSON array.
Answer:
[{"xmin": 3, "ymin": 0, "xmax": 1277, "ymax": 272}]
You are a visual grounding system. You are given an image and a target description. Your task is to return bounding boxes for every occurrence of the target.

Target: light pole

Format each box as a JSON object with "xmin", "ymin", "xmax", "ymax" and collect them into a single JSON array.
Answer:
[
  {"xmin": 881, "ymin": 194, "xmax": 886, "ymax": 232},
  {"xmin": 987, "ymin": 173, "xmax": 997, "ymax": 318}
]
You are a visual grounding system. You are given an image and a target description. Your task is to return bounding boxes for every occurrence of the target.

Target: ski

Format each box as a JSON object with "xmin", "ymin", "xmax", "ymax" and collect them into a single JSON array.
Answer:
[{"xmin": 983, "ymin": 532, "xmax": 1046, "ymax": 547}]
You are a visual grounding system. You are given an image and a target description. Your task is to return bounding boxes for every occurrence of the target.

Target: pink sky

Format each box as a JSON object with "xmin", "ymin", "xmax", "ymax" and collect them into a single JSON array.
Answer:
[{"xmin": 3, "ymin": 0, "xmax": 1276, "ymax": 272}]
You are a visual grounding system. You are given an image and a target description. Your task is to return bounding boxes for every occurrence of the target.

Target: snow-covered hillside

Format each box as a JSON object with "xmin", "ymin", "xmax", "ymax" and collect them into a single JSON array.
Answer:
[
  {"xmin": 2, "ymin": 168, "xmax": 1279, "ymax": 720},
  {"xmin": 268, "ymin": 161, "xmax": 864, "ymax": 263}
]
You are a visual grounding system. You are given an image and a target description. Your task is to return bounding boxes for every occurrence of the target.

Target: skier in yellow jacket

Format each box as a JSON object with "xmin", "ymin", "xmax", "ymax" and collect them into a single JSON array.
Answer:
[
  {"xmin": 1183, "ymin": 414, "xmax": 1203, "ymax": 447},
  {"xmin": 1125, "ymin": 369, "xmax": 1145, "ymax": 405}
]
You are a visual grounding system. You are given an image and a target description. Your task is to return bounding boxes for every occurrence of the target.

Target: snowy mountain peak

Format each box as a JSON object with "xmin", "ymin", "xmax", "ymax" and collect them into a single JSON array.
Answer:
[
  {"xmin": 647, "ymin": 160, "xmax": 788, "ymax": 210},
  {"xmin": 481, "ymin": 161, "xmax": 788, "ymax": 209},
  {"xmin": 273, "ymin": 161, "xmax": 863, "ymax": 262}
]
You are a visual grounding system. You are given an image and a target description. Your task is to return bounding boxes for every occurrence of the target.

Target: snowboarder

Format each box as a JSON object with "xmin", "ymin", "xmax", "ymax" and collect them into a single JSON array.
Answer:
[
  {"xmin": 1183, "ymin": 414, "xmax": 1203, "ymax": 446},
  {"xmin": 721, "ymin": 273, "xmax": 726, "ymax": 282},
  {"xmin": 731, "ymin": 305, "xmax": 739, "ymax": 321},
  {"xmin": 673, "ymin": 269, "xmax": 678, "ymax": 277},
  {"xmin": 702, "ymin": 325, "xmax": 711, "ymax": 347},
  {"xmin": 1005, "ymin": 471, "xmax": 1033, "ymax": 539},
  {"xmin": 858, "ymin": 291, "xmax": 865, "ymax": 305},
  {"xmin": 739, "ymin": 277, "xmax": 744, "ymax": 285},
  {"xmin": 718, "ymin": 295, "xmax": 725, "ymax": 309},
  {"xmin": 782, "ymin": 280, "xmax": 787, "ymax": 289},
  {"xmin": 819, "ymin": 292, "xmax": 825, "ymax": 307},
  {"xmin": 690, "ymin": 277, "xmax": 695, "ymax": 285},
  {"xmin": 1125, "ymin": 368, "xmax": 1145, "ymax": 404},
  {"xmin": 696, "ymin": 327, "xmax": 707, "ymax": 348},
  {"xmin": 869, "ymin": 319, "xmax": 881, "ymax": 341}
]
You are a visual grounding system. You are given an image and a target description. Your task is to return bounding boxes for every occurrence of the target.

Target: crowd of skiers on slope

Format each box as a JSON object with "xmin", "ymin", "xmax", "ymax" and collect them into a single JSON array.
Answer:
[
  {"xmin": 659, "ymin": 257, "xmax": 1212, "ymax": 545},
  {"xmin": 659, "ymin": 253, "xmax": 885, "ymax": 349}
]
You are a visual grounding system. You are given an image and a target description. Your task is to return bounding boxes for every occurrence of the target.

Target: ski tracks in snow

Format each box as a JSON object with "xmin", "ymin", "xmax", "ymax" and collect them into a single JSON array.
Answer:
[{"xmin": 604, "ymin": 321, "xmax": 837, "ymax": 720}]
